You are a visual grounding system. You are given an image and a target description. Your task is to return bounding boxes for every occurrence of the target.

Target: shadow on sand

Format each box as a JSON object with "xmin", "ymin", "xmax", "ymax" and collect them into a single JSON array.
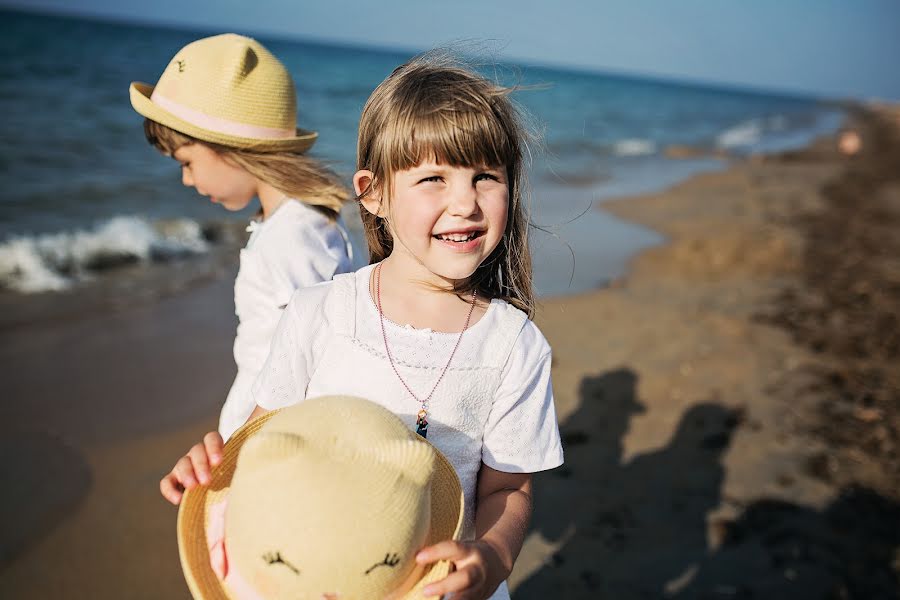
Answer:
[{"xmin": 516, "ymin": 368, "xmax": 900, "ymax": 599}]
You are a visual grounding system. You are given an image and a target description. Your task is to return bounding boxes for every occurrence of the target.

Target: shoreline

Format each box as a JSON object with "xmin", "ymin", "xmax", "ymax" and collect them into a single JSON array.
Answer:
[{"xmin": 3, "ymin": 106, "xmax": 898, "ymax": 597}]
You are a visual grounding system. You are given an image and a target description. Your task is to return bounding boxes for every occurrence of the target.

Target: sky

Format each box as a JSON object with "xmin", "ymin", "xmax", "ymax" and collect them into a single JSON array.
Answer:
[{"xmin": 3, "ymin": 0, "xmax": 899, "ymax": 100}]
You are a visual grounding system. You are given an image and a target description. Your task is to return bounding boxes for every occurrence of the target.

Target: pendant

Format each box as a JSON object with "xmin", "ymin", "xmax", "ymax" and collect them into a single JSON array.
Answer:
[{"xmin": 416, "ymin": 409, "xmax": 428, "ymax": 439}]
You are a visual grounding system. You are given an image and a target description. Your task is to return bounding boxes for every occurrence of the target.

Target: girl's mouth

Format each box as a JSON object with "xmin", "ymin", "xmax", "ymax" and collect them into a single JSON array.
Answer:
[
  {"xmin": 433, "ymin": 231, "xmax": 483, "ymax": 243},
  {"xmin": 433, "ymin": 230, "xmax": 485, "ymax": 251}
]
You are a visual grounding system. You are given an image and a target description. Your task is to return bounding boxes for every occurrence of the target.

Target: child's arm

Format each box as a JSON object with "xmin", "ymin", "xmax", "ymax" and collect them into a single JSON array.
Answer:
[
  {"xmin": 159, "ymin": 405, "xmax": 270, "ymax": 505},
  {"xmin": 416, "ymin": 464, "xmax": 533, "ymax": 599}
]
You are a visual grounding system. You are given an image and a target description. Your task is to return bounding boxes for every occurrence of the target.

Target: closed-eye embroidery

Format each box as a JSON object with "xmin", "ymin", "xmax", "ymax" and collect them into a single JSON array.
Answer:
[
  {"xmin": 263, "ymin": 551, "xmax": 300, "ymax": 575},
  {"xmin": 365, "ymin": 553, "xmax": 400, "ymax": 575}
]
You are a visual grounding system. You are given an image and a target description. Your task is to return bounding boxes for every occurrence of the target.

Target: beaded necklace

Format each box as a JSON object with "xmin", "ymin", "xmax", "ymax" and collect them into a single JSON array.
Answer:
[{"xmin": 375, "ymin": 262, "xmax": 477, "ymax": 438}]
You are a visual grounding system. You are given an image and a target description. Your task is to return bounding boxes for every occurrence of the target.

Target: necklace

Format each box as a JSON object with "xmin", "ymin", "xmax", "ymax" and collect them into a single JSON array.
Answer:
[{"xmin": 375, "ymin": 262, "xmax": 477, "ymax": 438}]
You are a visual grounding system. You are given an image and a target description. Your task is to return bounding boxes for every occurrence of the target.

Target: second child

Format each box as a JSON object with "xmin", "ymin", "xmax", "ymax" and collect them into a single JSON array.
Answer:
[{"xmin": 130, "ymin": 34, "xmax": 354, "ymax": 440}]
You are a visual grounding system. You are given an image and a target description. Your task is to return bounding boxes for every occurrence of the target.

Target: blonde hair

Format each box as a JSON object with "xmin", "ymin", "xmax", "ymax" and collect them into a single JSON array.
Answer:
[
  {"xmin": 357, "ymin": 51, "xmax": 535, "ymax": 316},
  {"xmin": 144, "ymin": 120, "xmax": 349, "ymax": 220}
]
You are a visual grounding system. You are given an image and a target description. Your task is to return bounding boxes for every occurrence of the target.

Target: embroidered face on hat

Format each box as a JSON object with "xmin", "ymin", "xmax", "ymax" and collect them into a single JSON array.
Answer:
[{"xmin": 177, "ymin": 396, "xmax": 464, "ymax": 600}]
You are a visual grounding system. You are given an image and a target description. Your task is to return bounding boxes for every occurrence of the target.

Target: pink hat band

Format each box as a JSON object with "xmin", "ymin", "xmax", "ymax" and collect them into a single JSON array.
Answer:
[{"xmin": 150, "ymin": 91, "xmax": 296, "ymax": 141}]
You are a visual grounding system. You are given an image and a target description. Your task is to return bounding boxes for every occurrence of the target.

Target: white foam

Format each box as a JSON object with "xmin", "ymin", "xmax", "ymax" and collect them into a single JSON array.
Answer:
[
  {"xmin": 613, "ymin": 138, "xmax": 657, "ymax": 157},
  {"xmin": 0, "ymin": 215, "xmax": 209, "ymax": 293},
  {"xmin": 716, "ymin": 119, "xmax": 764, "ymax": 148}
]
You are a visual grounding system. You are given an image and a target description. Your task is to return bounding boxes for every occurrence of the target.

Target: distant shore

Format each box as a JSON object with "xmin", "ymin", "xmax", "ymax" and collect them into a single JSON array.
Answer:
[{"xmin": 2, "ymin": 104, "xmax": 898, "ymax": 598}]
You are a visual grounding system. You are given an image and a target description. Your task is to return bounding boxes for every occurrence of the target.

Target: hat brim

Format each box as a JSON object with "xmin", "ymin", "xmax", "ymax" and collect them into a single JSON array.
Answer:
[
  {"xmin": 130, "ymin": 82, "xmax": 318, "ymax": 153},
  {"xmin": 177, "ymin": 410, "xmax": 465, "ymax": 600}
]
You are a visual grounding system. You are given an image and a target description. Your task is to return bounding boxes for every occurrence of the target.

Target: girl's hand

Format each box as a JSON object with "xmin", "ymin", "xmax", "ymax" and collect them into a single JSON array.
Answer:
[
  {"xmin": 159, "ymin": 431, "xmax": 224, "ymax": 505},
  {"xmin": 416, "ymin": 539, "xmax": 507, "ymax": 600}
]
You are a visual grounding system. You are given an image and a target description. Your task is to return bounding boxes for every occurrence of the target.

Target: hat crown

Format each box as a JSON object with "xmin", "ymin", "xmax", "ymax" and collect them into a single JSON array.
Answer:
[
  {"xmin": 225, "ymin": 397, "xmax": 437, "ymax": 599},
  {"xmin": 152, "ymin": 33, "xmax": 297, "ymax": 132}
]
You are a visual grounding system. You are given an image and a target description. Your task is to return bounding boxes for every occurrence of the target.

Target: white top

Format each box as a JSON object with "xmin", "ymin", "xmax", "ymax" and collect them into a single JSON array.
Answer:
[
  {"xmin": 219, "ymin": 200, "xmax": 353, "ymax": 441},
  {"xmin": 252, "ymin": 264, "xmax": 564, "ymax": 600}
]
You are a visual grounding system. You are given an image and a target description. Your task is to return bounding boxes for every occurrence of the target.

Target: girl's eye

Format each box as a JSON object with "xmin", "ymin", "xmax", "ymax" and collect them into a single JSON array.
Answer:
[
  {"xmin": 475, "ymin": 173, "xmax": 499, "ymax": 183},
  {"xmin": 419, "ymin": 176, "xmax": 442, "ymax": 183}
]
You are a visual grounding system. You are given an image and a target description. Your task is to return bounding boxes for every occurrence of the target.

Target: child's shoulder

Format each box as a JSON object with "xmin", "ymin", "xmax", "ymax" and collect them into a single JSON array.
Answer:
[
  {"xmin": 254, "ymin": 202, "xmax": 335, "ymax": 248},
  {"xmin": 490, "ymin": 299, "xmax": 547, "ymax": 341},
  {"xmin": 282, "ymin": 269, "xmax": 358, "ymax": 324},
  {"xmin": 485, "ymin": 298, "xmax": 551, "ymax": 362},
  {"xmin": 512, "ymin": 314, "xmax": 551, "ymax": 359}
]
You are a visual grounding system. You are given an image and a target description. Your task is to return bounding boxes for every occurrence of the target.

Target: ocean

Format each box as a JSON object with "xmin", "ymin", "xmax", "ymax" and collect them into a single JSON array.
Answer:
[{"xmin": 0, "ymin": 9, "xmax": 845, "ymax": 298}]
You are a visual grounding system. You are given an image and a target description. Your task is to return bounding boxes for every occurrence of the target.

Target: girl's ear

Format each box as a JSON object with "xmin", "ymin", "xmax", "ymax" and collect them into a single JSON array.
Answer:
[{"xmin": 354, "ymin": 169, "xmax": 383, "ymax": 217}]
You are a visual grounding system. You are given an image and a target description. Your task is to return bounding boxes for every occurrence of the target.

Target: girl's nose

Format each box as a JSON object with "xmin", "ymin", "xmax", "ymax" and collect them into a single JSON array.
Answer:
[
  {"xmin": 181, "ymin": 167, "xmax": 194, "ymax": 187},
  {"xmin": 447, "ymin": 185, "xmax": 479, "ymax": 217}
]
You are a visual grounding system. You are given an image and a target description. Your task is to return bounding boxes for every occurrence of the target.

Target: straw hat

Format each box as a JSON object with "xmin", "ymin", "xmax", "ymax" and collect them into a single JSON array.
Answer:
[
  {"xmin": 130, "ymin": 33, "xmax": 317, "ymax": 152},
  {"xmin": 177, "ymin": 396, "xmax": 464, "ymax": 600}
]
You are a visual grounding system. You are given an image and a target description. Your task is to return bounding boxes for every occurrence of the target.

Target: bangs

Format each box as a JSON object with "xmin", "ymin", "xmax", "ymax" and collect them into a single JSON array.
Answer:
[
  {"xmin": 143, "ymin": 119, "xmax": 196, "ymax": 156},
  {"xmin": 376, "ymin": 70, "xmax": 519, "ymax": 175},
  {"xmin": 388, "ymin": 107, "xmax": 516, "ymax": 172}
]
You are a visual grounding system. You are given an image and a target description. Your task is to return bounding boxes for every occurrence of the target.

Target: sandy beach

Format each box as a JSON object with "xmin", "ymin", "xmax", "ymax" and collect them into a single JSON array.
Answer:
[{"xmin": 2, "ymin": 105, "xmax": 898, "ymax": 598}]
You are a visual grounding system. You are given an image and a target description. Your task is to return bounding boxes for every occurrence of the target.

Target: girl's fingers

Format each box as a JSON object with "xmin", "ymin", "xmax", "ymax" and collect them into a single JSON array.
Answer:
[
  {"xmin": 159, "ymin": 472, "xmax": 184, "ymax": 505},
  {"xmin": 203, "ymin": 432, "xmax": 224, "ymax": 466},
  {"xmin": 158, "ymin": 432, "xmax": 222, "ymax": 505},
  {"xmin": 416, "ymin": 540, "xmax": 465, "ymax": 564},
  {"xmin": 173, "ymin": 455, "xmax": 200, "ymax": 485},
  {"xmin": 185, "ymin": 443, "xmax": 212, "ymax": 484},
  {"xmin": 423, "ymin": 568, "xmax": 476, "ymax": 598}
]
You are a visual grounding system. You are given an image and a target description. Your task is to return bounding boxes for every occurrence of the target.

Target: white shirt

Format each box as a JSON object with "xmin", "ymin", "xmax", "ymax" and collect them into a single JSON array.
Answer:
[
  {"xmin": 252, "ymin": 264, "xmax": 564, "ymax": 600},
  {"xmin": 219, "ymin": 200, "xmax": 353, "ymax": 440}
]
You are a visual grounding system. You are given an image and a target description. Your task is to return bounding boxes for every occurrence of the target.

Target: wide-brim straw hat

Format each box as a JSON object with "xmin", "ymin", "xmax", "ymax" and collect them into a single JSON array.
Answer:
[
  {"xmin": 130, "ymin": 33, "xmax": 317, "ymax": 153},
  {"xmin": 177, "ymin": 399, "xmax": 464, "ymax": 600}
]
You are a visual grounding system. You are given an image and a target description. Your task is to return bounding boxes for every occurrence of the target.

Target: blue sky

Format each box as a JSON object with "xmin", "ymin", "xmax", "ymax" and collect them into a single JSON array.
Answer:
[{"xmin": 3, "ymin": 0, "xmax": 899, "ymax": 100}]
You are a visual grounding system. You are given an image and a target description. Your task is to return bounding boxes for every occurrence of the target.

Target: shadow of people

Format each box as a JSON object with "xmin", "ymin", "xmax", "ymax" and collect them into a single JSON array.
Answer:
[
  {"xmin": 517, "ymin": 368, "xmax": 742, "ymax": 599},
  {"xmin": 670, "ymin": 485, "xmax": 900, "ymax": 599}
]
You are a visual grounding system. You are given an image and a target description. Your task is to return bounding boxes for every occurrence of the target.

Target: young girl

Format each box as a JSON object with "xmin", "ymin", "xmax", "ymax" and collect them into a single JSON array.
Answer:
[
  {"xmin": 130, "ymin": 34, "xmax": 354, "ymax": 440},
  {"xmin": 162, "ymin": 52, "xmax": 564, "ymax": 600}
]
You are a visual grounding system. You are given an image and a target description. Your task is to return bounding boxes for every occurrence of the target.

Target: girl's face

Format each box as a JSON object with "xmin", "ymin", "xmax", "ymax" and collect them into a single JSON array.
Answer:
[
  {"xmin": 357, "ymin": 160, "xmax": 509, "ymax": 283},
  {"xmin": 173, "ymin": 143, "xmax": 258, "ymax": 211}
]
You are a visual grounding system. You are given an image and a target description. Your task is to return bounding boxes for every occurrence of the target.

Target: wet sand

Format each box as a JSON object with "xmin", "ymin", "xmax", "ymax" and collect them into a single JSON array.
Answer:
[{"xmin": 2, "ymin": 106, "xmax": 899, "ymax": 598}]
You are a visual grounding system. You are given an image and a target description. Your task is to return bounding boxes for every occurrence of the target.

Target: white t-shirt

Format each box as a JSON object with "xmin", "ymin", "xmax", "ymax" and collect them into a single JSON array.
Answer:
[
  {"xmin": 219, "ymin": 200, "xmax": 353, "ymax": 440},
  {"xmin": 252, "ymin": 264, "xmax": 564, "ymax": 600}
]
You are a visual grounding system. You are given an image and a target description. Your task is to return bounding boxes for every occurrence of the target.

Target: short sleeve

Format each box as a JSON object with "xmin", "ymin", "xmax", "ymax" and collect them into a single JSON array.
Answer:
[
  {"xmin": 251, "ymin": 283, "xmax": 331, "ymax": 411},
  {"xmin": 481, "ymin": 323, "xmax": 564, "ymax": 473},
  {"xmin": 257, "ymin": 220, "xmax": 348, "ymax": 309}
]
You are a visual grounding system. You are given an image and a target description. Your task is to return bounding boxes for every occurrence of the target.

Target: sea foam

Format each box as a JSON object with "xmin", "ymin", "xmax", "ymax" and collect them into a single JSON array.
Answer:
[
  {"xmin": 0, "ymin": 215, "xmax": 209, "ymax": 293},
  {"xmin": 716, "ymin": 115, "xmax": 795, "ymax": 149},
  {"xmin": 613, "ymin": 138, "xmax": 657, "ymax": 157}
]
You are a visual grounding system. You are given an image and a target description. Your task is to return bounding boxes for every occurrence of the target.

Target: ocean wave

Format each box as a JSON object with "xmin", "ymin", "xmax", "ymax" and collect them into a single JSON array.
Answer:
[
  {"xmin": 0, "ymin": 216, "xmax": 209, "ymax": 293},
  {"xmin": 717, "ymin": 119, "xmax": 764, "ymax": 148},
  {"xmin": 613, "ymin": 138, "xmax": 657, "ymax": 157},
  {"xmin": 716, "ymin": 115, "xmax": 796, "ymax": 149}
]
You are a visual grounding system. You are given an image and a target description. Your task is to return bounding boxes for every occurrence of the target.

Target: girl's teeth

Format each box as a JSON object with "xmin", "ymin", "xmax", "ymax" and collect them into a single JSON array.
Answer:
[{"xmin": 438, "ymin": 232, "xmax": 476, "ymax": 242}]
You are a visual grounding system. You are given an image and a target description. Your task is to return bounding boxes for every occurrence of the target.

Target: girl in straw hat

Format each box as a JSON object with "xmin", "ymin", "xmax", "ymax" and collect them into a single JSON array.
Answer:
[
  {"xmin": 162, "ymin": 50, "xmax": 564, "ymax": 600},
  {"xmin": 130, "ymin": 34, "xmax": 353, "ymax": 442}
]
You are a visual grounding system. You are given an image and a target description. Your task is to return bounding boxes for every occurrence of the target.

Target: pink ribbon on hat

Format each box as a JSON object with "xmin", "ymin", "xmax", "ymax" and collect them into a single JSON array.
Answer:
[
  {"xmin": 207, "ymin": 499, "xmax": 265, "ymax": 600},
  {"xmin": 150, "ymin": 91, "xmax": 296, "ymax": 140}
]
